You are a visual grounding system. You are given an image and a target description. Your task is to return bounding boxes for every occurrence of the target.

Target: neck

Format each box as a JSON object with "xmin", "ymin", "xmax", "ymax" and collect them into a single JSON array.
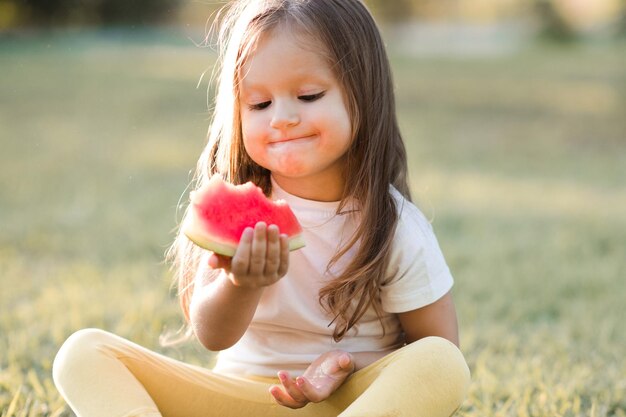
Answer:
[{"xmin": 272, "ymin": 174, "xmax": 344, "ymax": 202}]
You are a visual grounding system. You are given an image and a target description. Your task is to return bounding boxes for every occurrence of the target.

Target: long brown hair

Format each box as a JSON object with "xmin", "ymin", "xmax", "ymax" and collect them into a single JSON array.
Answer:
[{"xmin": 167, "ymin": 0, "xmax": 410, "ymax": 342}]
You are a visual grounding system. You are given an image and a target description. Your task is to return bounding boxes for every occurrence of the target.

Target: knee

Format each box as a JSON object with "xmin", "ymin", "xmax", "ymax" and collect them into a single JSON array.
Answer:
[
  {"xmin": 52, "ymin": 328, "xmax": 116, "ymax": 388},
  {"xmin": 401, "ymin": 337, "xmax": 471, "ymax": 405},
  {"xmin": 421, "ymin": 336, "xmax": 470, "ymax": 377}
]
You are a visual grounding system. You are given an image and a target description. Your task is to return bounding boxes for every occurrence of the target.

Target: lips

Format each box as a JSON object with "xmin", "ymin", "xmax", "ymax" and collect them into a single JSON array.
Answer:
[{"xmin": 269, "ymin": 134, "xmax": 315, "ymax": 144}]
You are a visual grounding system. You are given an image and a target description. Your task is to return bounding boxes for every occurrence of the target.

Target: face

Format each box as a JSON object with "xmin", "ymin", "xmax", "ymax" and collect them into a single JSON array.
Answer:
[{"xmin": 238, "ymin": 27, "xmax": 352, "ymax": 201}]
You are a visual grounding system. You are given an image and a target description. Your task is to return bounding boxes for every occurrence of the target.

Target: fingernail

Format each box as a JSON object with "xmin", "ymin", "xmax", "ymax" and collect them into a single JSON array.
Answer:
[{"xmin": 296, "ymin": 377, "xmax": 304, "ymax": 387}]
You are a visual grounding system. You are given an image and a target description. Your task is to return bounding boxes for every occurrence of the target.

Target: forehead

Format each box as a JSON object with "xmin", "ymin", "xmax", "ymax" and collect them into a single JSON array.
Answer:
[{"xmin": 239, "ymin": 26, "xmax": 336, "ymax": 88}]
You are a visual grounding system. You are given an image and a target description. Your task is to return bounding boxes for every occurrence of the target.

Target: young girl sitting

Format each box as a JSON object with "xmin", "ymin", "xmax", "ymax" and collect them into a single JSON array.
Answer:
[{"xmin": 53, "ymin": 1, "xmax": 470, "ymax": 416}]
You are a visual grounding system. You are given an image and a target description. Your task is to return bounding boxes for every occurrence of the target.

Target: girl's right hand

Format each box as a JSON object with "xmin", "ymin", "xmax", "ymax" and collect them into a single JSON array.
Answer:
[{"xmin": 209, "ymin": 222, "xmax": 289, "ymax": 288}]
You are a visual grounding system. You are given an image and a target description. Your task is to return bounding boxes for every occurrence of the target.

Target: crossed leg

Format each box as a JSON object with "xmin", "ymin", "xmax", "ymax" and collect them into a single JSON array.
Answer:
[{"xmin": 53, "ymin": 328, "xmax": 469, "ymax": 417}]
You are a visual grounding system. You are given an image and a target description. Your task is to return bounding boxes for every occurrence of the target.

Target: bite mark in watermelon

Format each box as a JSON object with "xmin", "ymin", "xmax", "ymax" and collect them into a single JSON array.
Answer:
[{"xmin": 183, "ymin": 175, "xmax": 305, "ymax": 257}]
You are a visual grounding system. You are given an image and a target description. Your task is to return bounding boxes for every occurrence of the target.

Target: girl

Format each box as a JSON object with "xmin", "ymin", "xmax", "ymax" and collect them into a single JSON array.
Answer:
[{"xmin": 53, "ymin": 1, "xmax": 470, "ymax": 416}]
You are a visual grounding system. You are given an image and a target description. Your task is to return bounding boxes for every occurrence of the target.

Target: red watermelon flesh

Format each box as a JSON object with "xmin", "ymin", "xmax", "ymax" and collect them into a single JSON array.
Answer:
[{"xmin": 183, "ymin": 175, "xmax": 305, "ymax": 257}]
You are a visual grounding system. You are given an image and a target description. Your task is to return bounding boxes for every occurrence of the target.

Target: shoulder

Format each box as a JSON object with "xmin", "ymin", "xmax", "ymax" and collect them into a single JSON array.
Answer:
[
  {"xmin": 380, "ymin": 186, "xmax": 454, "ymax": 313},
  {"xmin": 389, "ymin": 186, "xmax": 436, "ymax": 248}
]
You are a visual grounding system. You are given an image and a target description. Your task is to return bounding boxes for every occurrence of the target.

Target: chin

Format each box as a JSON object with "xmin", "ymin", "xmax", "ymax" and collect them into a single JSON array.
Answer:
[{"xmin": 270, "ymin": 164, "xmax": 309, "ymax": 178}]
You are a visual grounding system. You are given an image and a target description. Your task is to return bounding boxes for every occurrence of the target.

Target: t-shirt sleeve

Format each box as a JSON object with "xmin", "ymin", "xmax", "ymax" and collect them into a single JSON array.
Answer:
[{"xmin": 380, "ymin": 197, "xmax": 454, "ymax": 313}]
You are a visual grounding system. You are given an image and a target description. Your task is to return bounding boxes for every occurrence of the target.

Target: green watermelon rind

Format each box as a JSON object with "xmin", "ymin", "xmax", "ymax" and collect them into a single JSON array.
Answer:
[{"xmin": 184, "ymin": 223, "xmax": 306, "ymax": 257}]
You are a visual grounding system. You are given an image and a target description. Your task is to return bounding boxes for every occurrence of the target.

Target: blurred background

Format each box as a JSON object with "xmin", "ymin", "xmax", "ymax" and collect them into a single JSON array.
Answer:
[{"xmin": 1, "ymin": 1, "xmax": 625, "ymax": 416}]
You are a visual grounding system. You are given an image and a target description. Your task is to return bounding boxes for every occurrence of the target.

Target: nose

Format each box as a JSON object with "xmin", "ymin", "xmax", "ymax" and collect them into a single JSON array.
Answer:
[{"xmin": 270, "ymin": 100, "xmax": 300, "ymax": 129}]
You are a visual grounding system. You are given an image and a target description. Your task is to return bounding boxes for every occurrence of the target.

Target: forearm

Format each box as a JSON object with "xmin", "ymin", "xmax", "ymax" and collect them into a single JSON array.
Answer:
[
  {"xmin": 190, "ymin": 271, "xmax": 264, "ymax": 351},
  {"xmin": 348, "ymin": 348, "xmax": 397, "ymax": 371}
]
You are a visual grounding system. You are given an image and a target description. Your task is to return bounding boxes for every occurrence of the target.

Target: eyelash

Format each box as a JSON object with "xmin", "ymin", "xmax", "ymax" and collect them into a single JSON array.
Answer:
[
  {"xmin": 248, "ymin": 92, "xmax": 325, "ymax": 111},
  {"xmin": 300, "ymin": 92, "xmax": 325, "ymax": 102}
]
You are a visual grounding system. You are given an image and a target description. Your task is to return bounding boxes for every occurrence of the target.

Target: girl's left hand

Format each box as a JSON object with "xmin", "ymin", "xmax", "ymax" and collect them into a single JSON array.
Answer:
[{"xmin": 270, "ymin": 350, "xmax": 355, "ymax": 409}]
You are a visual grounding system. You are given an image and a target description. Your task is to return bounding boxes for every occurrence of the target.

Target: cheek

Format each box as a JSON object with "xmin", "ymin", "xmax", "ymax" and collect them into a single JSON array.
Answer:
[
  {"xmin": 242, "ymin": 134, "xmax": 262, "ymax": 164},
  {"xmin": 322, "ymin": 108, "xmax": 352, "ymax": 151},
  {"xmin": 240, "ymin": 114, "xmax": 254, "ymax": 141},
  {"xmin": 318, "ymin": 93, "xmax": 352, "ymax": 141},
  {"xmin": 241, "ymin": 117, "xmax": 263, "ymax": 153}
]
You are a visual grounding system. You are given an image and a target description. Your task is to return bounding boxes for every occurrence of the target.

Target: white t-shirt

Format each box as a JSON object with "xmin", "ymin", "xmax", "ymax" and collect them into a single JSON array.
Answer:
[{"xmin": 211, "ymin": 180, "xmax": 454, "ymax": 377}]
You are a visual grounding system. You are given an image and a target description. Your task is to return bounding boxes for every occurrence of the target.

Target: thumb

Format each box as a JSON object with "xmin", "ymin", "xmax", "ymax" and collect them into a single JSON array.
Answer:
[{"xmin": 337, "ymin": 353, "xmax": 354, "ymax": 371}]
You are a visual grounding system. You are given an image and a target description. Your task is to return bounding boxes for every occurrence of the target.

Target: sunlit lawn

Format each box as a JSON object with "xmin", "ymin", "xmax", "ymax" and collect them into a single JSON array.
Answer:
[{"xmin": 1, "ymin": 28, "xmax": 625, "ymax": 416}]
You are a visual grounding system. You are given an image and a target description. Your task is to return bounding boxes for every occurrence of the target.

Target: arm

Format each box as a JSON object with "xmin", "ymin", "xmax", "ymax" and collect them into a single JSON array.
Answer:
[
  {"xmin": 190, "ymin": 271, "xmax": 265, "ymax": 351},
  {"xmin": 333, "ymin": 291, "xmax": 459, "ymax": 371},
  {"xmin": 190, "ymin": 222, "xmax": 289, "ymax": 351},
  {"xmin": 397, "ymin": 290, "xmax": 459, "ymax": 347}
]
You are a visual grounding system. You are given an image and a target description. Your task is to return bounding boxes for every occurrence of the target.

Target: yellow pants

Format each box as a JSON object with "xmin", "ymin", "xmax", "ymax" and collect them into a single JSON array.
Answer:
[{"xmin": 53, "ymin": 328, "xmax": 470, "ymax": 417}]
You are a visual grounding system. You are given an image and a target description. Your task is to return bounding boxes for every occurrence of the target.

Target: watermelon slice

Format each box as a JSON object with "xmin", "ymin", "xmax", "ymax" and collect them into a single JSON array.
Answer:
[{"xmin": 183, "ymin": 175, "xmax": 305, "ymax": 257}]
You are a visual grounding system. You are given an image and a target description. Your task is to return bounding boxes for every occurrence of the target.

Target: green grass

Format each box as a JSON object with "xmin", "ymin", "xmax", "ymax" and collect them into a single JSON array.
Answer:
[{"xmin": 1, "ymin": 29, "xmax": 625, "ymax": 416}]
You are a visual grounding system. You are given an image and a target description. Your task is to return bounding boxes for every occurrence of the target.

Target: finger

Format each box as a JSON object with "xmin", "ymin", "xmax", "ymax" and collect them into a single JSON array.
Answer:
[
  {"xmin": 248, "ymin": 222, "xmax": 267, "ymax": 276},
  {"xmin": 208, "ymin": 253, "xmax": 219, "ymax": 269},
  {"xmin": 269, "ymin": 385, "xmax": 307, "ymax": 409},
  {"xmin": 269, "ymin": 385, "xmax": 284, "ymax": 403},
  {"xmin": 322, "ymin": 352, "xmax": 354, "ymax": 375},
  {"xmin": 278, "ymin": 371, "xmax": 308, "ymax": 404},
  {"xmin": 264, "ymin": 224, "xmax": 281, "ymax": 276},
  {"xmin": 231, "ymin": 227, "xmax": 253, "ymax": 278},
  {"xmin": 209, "ymin": 253, "xmax": 232, "ymax": 271},
  {"xmin": 276, "ymin": 234, "xmax": 290, "ymax": 277},
  {"xmin": 294, "ymin": 376, "xmax": 325, "ymax": 403},
  {"xmin": 338, "ymin": 353, "xmax": 354, "ymax": 371}
]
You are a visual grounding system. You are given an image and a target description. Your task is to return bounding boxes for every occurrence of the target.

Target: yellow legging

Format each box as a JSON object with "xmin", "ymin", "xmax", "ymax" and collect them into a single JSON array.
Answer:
[{"xmin": 53, "ymin": 328, "xmax": 470, "ymax": 417}]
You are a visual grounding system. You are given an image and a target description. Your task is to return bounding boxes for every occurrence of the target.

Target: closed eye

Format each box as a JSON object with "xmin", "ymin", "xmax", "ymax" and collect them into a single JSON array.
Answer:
[
  {"xmin": 249, "ymin": 101, "xmax": 271, "ymax": 111},
  {"xmin": 299, "ymin": 92, "xmax": 325, "ymax": 102}
]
